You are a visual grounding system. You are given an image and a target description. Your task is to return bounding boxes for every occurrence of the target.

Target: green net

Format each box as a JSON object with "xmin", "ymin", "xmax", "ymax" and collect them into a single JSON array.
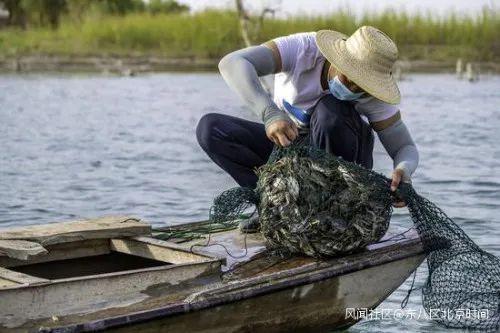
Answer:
[
  {"xmin": 402, "ymin": 184, "xmax": 500, "ymax": 330},
  {"xmin": 209, "ymin": 144, "xmax": 500, "ymax": 330},
  {"xmin": 258, "ymin": 146, "xmax": 393, "ymax": 257}
]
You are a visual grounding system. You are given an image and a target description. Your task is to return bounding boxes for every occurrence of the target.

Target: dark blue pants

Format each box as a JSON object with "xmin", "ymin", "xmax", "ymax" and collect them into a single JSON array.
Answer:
[{"xmin": 196, "ymin": 95, "xmax": 374, "ymax": 188}]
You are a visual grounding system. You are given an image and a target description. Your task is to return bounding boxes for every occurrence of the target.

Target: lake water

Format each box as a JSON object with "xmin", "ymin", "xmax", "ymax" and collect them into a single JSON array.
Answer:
[{"xmin": 1, "ymin": 72, "xmax": 499, "ymax": 332}]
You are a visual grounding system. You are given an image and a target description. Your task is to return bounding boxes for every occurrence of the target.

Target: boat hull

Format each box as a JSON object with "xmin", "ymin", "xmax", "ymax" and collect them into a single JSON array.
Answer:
[{"xmin": 56, "ymin": 253, "xmax": 425, "ymax": 333}]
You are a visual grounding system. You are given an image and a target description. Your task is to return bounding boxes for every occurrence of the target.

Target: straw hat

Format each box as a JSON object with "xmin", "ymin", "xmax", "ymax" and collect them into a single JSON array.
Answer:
[{"xmin": 316, "ymin": 26, "xmax": 401, "ymax": 104}]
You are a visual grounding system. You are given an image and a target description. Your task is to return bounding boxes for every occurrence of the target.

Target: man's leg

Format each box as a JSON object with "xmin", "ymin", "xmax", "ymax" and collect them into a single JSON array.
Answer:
[
  {"xmin": 196, "ymin": 113, "xmax": 274, "ymax": 188},
  {"xmin": 309, "ymin": 95, "xmax": 374, "ymax": 169}
]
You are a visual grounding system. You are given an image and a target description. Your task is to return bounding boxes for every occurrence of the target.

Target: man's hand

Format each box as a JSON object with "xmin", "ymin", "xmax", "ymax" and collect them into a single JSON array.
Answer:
[
  {"xmin": 266, "ymin": 120, "xmax": 298, "ymax": 147},
  {"xmin": 391, "ymin": 168, "xmax": 407, "ymax": 208}
]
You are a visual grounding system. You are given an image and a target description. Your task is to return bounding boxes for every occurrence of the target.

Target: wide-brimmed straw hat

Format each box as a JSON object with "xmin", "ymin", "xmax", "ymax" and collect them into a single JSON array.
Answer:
[{"xmin": 316, "ymin": 26, "xmax": 401, "ymax": 104}]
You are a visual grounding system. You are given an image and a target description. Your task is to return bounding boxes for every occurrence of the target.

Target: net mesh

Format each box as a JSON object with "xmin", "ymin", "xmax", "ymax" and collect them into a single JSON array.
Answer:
[
  {"xmin": 401, "ymin": 184, "xmax": 500, "ymax": 330},
  {"xmin": 258, "ymin": 145, "xmax": 393, "ymax": 257},
  {"xmin": 209, "ymin": 144, "xmax": 500, "ymax": 330}
]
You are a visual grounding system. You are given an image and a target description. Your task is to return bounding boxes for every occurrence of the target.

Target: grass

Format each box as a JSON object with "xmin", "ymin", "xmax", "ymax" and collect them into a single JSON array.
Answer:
[{"xmin": 0, "ymin": 8, "xmax": 498, "ymax": 62}]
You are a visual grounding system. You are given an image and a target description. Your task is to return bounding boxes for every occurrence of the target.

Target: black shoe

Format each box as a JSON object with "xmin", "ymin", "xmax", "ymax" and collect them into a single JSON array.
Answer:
[{"xmin": 239, "ymin": 214, "xmax": 260, "ymax": 234}]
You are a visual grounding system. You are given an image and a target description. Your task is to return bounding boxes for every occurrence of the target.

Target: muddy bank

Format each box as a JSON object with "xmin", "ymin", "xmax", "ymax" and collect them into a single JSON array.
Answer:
[
  {"xmin": 0, "ymin": 55, "xmax": 499, "ymax": 74},
  {"xmin": 0, "ymin": 55, "xmax": 217, "ymax": 74}
]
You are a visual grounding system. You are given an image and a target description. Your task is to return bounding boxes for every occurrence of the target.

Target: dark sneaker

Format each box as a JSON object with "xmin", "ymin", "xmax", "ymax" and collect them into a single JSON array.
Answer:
[{"xmin": 238, "ymin": 214, "xmax": 260, "ymax": 234}]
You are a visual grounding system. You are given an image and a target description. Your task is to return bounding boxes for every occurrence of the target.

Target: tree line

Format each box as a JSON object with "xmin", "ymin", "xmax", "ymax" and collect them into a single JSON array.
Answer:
[{"xmin": 0, "ymin": 0, "xmax": 190, "ymax": 29}]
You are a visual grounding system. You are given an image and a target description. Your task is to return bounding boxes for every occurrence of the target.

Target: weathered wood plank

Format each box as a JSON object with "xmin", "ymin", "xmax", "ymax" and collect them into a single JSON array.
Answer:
[
  {"xmin": 0, "ymin": 267, "xmax": 49, "ymax": 286},
  {"xmin": 0, "ymin": 239, "xmax": 110, "ymax": 268},
  {"xmin": 0, "ymin": 277, "xmax": 19, "ymax": 288},
  {"xmin": 0, "ymin": 239, "xmax": 48, "ymax": 261},
  {"xmin": 0, "ymin": 260, "xmax": 222, "ymax": 327},
  {"xmin": 0, "ymin": 216, "xmax": 151, "ymax": 246},
  {"xmin": 110, "ymin": 237, "xmax": 216, "ymax": 265},
  {"xmin": 134, "ymin": 236, "xmax": 226, "ymax": 262}
]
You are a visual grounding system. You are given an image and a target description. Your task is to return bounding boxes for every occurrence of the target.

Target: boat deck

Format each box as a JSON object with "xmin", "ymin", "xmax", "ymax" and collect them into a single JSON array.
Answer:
[{"xmin": 170, "ymin": 222, "xmax": 421, "ymax": 278}]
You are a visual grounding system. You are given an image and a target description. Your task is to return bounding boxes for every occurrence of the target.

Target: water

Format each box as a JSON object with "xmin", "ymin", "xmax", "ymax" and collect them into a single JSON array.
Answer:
[{"xmin": 1, "ymin": 72, "xmax": 499, "ymax": 332}]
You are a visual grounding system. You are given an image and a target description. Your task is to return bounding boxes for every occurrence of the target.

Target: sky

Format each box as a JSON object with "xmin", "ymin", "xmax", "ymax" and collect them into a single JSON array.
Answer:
[{"xmin": 178, "ymin": 0, "xmax": 497, "ymax": 17}]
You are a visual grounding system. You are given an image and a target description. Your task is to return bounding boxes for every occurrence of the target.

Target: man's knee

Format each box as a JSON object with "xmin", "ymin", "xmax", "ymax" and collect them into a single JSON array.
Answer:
[{"xmin": 196, "ymin": 113, "xmax": 223, "ymax": 152}]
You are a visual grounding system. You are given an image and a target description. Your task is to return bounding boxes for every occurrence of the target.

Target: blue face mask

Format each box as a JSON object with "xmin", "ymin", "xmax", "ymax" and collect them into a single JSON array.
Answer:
[{"xmin": 328, "ymin": 76, "xmax": 365, "ymax": 101}]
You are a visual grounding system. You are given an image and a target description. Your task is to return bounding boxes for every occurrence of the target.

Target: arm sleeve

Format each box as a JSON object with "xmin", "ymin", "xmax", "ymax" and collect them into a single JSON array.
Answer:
[
  {"xmin": 376, "ymin": 119, "xmax": 419, "ymax": 181},
  {"xmin": 355, "ymin": 97, "xmax": 399, "ymax": 122},
  {"xmin": 218, "ymin": 45, "xmax": 291, "ymax": 129}
]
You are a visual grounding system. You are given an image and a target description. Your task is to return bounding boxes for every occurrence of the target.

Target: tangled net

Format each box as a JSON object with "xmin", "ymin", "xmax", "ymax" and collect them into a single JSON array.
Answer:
[
  {"xmin": 257, "ymin": 146, "xmax": 393, "ymax": 256},
  {"xmin": 402, "ymin": 184, "xmax": 500, "ymax": 330},
  {"xmin": 209, "ymin": 144, "xmax": 500, "ymax": 330}
]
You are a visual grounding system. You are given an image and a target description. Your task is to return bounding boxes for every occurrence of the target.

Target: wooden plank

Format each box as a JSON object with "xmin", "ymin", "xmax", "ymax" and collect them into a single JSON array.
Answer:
[
  {"xmin": 134, "ymin": 236, "xmax": 226, "ymax": 262},
  {"xmin": 0, "ymin": 277, "xmax": 19, "ymax": 288},
  {"xmin": 0, "ymin": 260, "xmax": 222, "ymax": 326},
  {"xmin": 0, "ymin": 216, "xmax": 151, "ymax": 246},
  {"xmin": 0, "ymin": 239, "xmax": 110, "ymax": 268},
  {"xmin": 154, "ymin": 219, "xmax": 210, "ymax": 231},
  {"xmin": 179, "ymin": 229, "xmax": 265, "ymax": 271},
  {"xmin": 0, "ymin": 267, "xmax": 49, "ymax": 286},
  {"xmin": 0, "ymin": 239, "xmax": 48, "ymax": 261},
  {"xmin": 110, "ymin": 237, "xmax": 217, "ymax": 265}
]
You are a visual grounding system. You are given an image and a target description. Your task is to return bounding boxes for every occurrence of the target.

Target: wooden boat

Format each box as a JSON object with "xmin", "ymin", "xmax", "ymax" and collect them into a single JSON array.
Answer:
[{"xmin": 0, "ymin": 216, "xmax": 426, "ymax": 333}]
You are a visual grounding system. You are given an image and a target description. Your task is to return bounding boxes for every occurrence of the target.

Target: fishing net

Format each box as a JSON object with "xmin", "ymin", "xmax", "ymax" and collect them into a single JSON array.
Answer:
[
  {"xmin": 208, "ymin": 144, "xmax": 500, "ymax": 331},
  {"xmin": 258, "ymin": 146, "xmax": 392, "ymax": 256},
  {"xmin": 401, "ymin": 184, "xmax": 500, "ymax": 330}
]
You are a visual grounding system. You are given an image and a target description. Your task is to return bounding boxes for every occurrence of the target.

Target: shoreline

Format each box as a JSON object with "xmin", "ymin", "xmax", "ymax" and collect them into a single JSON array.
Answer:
[{"xmin": 1, "ymin": 55, "xmax": 499, "ymax": 74}]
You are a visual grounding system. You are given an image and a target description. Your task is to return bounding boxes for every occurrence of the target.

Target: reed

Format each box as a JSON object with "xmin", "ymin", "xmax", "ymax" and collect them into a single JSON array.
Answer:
[{"xmin": 0, "ymin": 8, "xmax": 497, "ymax": 61}]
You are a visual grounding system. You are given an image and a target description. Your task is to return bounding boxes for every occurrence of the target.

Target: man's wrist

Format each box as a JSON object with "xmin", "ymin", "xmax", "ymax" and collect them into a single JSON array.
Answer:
[
  {"xmin": 395, "ymin": 163, "xmax": 412, "ymax": 182},
  {"xmin": 263, "ymin": 104, "xmax": 291, "ymax": 130}
]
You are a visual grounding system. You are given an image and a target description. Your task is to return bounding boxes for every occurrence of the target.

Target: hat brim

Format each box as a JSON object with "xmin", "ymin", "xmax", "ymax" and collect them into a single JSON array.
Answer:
[{"xmin": 316, "ymin": 30, "xmax": 401, "ymax": 105}]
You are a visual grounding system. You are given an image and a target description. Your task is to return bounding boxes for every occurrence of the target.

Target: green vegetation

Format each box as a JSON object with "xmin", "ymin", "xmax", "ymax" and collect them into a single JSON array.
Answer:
[
  {"xmin": 0, "ymin": 0, "xmax": 189, "ymax": 28},
  {"xmin": 0, "ymin": 7, "xmax": 498, "ymax": 62}
]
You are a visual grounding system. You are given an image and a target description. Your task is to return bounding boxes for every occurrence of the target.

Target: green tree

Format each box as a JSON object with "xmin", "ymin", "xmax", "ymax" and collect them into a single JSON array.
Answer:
[
  {"xmin": 147, "ymin": 0, "xmax": 189, "ymax": 15},
  {"xmin": 95, "ymin": 0, "xmax": 145, "ymax": 15},
  {"xmin": 65, "ymin": 0, "xmax": 92, "ymax": 23},
  {"xmin": 9, "ymin": 0, "xmax": 67, "ymax": 29},
  {"xmin": 40, "ymin": 0, "xmax": 67, "ymax": 28},
  {"xmin": 0, "ymin": 0, "xmax": 27, "ymax": 28}
]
